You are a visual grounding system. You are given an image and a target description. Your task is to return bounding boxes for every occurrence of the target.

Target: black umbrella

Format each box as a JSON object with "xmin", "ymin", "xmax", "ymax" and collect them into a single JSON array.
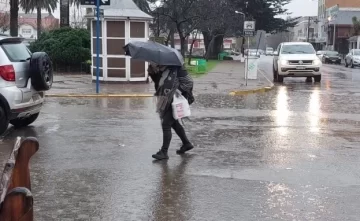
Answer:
[{"xmin": 123, "ymin": 41, "xmax": 184, "ymax": 66}]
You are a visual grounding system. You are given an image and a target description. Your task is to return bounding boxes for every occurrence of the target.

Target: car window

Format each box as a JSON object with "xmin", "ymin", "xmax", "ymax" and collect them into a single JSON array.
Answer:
[
  {"xmin": 354, "ymin": 50, "xmax": 360, "ymax": 55},
  {"xmin": 281, "ymin": 44, "xmax": 315, "ymax": 54},
  {"xmin": 325, "ymin": 51, "xmax": 339, "ymax": 56},
  {"xmin": 1, "ymin": 43, "xmax": 31, "ymax": 62}
]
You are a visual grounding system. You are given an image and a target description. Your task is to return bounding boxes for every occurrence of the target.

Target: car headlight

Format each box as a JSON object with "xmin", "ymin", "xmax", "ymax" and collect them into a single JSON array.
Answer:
[
  {"xmin": 313, "ymin": 59, "xmax": 322, "ymax": 65},
  {"xmin": 280, "ymin": 59, "xmax": 288, "ymax": 65}
]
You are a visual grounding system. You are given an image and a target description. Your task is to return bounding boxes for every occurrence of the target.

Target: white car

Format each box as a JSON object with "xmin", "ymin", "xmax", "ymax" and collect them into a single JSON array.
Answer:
[
  {"xmin": 273, "ymin": 42, "xmax": 322, "ymax": 83},
  {"xmin": 344, "ymin": 49, "xmax": 360, "ymax": 68},
  {"xmin": 0, "ymin": 36, "xmax": 53, "ymax": 135},
  {"xmin": 247, "ymin": 49, "xmax": 260, "ymax": 57},
  {"xmin": 266, "ymin": 47, "xmax": 274, "ymax": 56}
]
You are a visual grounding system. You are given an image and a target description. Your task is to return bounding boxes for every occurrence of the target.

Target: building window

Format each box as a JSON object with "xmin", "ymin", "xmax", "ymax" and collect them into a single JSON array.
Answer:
[{"xmin": 22, "ymin": 29, "xmax": 32, "ymax": 34}]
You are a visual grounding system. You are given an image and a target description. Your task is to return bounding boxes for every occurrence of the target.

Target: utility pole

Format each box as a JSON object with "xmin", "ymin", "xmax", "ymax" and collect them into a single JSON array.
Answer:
[
  {"xmin": 333, "ymin": 20, "xmax": 336, "ymax": 50},
  {"xmin": 307, "ymin": 16, "xmax": 311, "ymax": 42}
]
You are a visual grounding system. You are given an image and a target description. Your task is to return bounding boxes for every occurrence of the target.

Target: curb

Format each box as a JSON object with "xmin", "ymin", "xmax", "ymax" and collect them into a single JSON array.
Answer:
[
  {"xmin": 45, "ymin": 94, "xmax": 154, "ymax": 98},
  {"xmin": 229, "ymin": 69, "xmax": 275, "ymax": 96},
  {"xmin": 229, "ymin": 85, "xmax": 274, "ymax": 96}
]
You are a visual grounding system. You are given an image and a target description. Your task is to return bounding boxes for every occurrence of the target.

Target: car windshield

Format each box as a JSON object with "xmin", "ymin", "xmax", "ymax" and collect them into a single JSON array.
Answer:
[
  {"xmin": 266, "ymin": 48, "xmax": 273, "ymax": 51},
  {"xmin": 354, "ymin": 50, "xmax": 360, "ymax": 55},
  {"xmin": 281, "ymin": 44, "xmax": 315, "ymax": 54},
  {"xmin": 325, "ymin": 51, "xmax": 338, "ymax": 56}
]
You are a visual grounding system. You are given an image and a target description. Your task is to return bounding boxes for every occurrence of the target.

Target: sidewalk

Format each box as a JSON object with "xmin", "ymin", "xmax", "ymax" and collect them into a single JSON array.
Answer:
[
  {"xmin": 194, "ymin": 61, "xmax": 273, "ymax": 95},
  {"xmin": 50, "ymin": 75, "xmax": 155, "ymax": 96},
  {"xmin": 48, "ymin": 61, "xmax": 273, "ymax": 97}
]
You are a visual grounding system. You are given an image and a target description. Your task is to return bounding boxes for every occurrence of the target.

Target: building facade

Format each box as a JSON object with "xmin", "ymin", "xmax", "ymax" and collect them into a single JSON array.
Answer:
[
  {"xmin": 318, "ymin": 0, "xmax": 360, "ymax": 52},
  {"xmin": 0, "ymin": 12, "xmax": 59, "ymax": 40},
  {"xmin": 292, "ymin": 17, "xmax": 319, "ymax": 42}
]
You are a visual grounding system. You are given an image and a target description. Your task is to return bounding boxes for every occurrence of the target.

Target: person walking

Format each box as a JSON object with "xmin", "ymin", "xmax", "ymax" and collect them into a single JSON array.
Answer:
[{"xmin": 148, "ymin": 63, "xmax": 194, "ymax": 160}]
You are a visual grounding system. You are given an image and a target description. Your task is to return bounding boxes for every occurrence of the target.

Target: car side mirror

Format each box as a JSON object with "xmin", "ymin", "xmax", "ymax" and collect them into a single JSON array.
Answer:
[
  {"xmin": 316, "ymin": 52, "xmax": 321, "ymax": 55},
  {"xmin": 273, "ymin": 51, "xmax": 278, "ymax": 56}
]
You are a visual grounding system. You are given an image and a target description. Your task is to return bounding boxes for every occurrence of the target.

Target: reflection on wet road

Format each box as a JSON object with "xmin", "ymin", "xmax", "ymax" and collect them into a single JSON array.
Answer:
[{"xmin": 1, "ymin": 57, "xmax": 360, "ymax": 220}]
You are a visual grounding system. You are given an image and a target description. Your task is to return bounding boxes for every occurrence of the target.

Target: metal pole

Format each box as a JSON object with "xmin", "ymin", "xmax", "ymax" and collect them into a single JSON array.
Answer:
[
  {"xmin": 307, "ymin": 17, "xmax": 311, "ymax": 42},
  {"xmin": 246, "ymin": 36, "xmax": 249, "ymax": 86},
  {"xmin": 333, "ymin": 22, "xmax": 336, "ymax": 50},
  {"xmin": 95, "ymin": 0, "xmax": 100, "ymax": 94}
]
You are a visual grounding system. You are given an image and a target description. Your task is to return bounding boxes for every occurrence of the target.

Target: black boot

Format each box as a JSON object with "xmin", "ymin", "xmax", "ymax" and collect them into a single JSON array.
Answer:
[
  {"xmin": 152, "ymin": 149, "xmax": 169, "ymax": 160},
  {"xmin": 176, "ymin": 143, "xmax": 194, "ymax": 155}
]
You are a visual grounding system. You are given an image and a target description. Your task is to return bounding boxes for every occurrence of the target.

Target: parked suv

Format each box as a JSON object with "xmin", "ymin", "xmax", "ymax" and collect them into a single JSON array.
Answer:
[
  {"xmin": 0, "ymin": 36, "xmax": 53, "ymax": 135},
  {"xmin": 273, "ymin": 42, "xmax": 322, "ymax": 83}
]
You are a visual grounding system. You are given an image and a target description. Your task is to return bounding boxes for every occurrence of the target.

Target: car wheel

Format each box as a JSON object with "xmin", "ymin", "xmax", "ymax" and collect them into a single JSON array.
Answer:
[
  {"xmin": 30, "ymin": 52, "xmax": 53, "ymax": 91},
  {"xmin": 10, "ymin": 113, "xmax": 40, "ymax": 128},
  {"xmin": 306, "ymin": 77, "xmax": 313, "ymax": 83},
  {"xmin": 314, "ymin": 75, "xmax": 321, "ymax": 83},
  {"xmin": 0, "ymin": 105, "xmax": 9, "ymax": 136},
  {"xmin": 345, "ymin": 60, "xmax": 348, "ymax": 67},
  {"xmin": 277, "ymin": 73, "xmax": 284, "ymax": 83},
  {"xmin": 350, "ymin": 60, "xmax": 355, "ymax": 68},
  {"xmin": 273, "ymin": 66, "xmax": 278, "ymax": 82}
]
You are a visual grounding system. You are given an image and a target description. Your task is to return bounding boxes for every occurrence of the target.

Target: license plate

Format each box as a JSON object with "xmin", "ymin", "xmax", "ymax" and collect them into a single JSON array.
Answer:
[{"xmin": 296, "ymin": 66, "xmax": 306, "ymax": 70}]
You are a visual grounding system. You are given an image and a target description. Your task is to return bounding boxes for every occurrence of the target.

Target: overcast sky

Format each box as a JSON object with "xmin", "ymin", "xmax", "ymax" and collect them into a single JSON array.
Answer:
[{"xmin": 284, "ymin": 0, "xmax": 318, "ymax": 17}]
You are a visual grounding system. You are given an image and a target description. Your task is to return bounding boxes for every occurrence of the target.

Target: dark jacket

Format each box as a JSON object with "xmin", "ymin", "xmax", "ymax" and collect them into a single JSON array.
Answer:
[{"xmin": 148, "ymin": 65, "xmax": 195, "ymax": 105}]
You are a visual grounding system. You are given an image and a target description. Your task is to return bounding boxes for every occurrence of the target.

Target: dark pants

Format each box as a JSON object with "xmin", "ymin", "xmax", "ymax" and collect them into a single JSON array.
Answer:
[{"xmin": 161, "ymin": 107, "xmax": 190, "ymax": 151}]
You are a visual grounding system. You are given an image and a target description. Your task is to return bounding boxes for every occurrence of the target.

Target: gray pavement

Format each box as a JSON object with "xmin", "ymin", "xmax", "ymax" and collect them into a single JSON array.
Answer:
[
  {"xmin": 1, "ymin": 57, "xmax": 360, "ymax": 220},
  {"xmin": 50, "ymin": 61, "xmax": 271, "ymax": 96},
  {"xmin": 194, "ymin": 61, "xmax": 271, "ymax": 95},
  {"xmin": 51, "ymin": 75, "xmax": 155, "ymax": 95}
]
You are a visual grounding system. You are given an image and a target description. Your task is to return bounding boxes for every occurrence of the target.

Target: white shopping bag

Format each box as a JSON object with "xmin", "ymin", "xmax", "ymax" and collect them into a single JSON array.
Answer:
[{"xmin": 172, "ymin": 90, "xmax": 191, "ymax": 120}]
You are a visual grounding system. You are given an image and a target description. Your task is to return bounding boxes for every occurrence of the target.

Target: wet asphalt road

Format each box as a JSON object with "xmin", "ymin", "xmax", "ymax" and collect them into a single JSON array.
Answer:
[{"xmin": 1, "ymin": 56, "xmax": 360, "ymax": 220}]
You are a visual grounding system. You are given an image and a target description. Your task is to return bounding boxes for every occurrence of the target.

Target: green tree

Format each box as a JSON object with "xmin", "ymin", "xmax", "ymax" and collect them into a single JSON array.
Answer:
[
  {"xmin": 20, "ymin": 0, "xmax": 57, "ymax": 38},
  {"xmin": 157, "ymin": 0, "xmax": 204, "ymax": 56},
  {"xmin": 201, "ymin": 0, "xmax": 296, "ymax": 58},
  {"xmin": 29, "ymin": 27, "xmax": 91, "ymax": 69},
  {"xmin": 134, "ymin": 0, "xmax": 151, "ymax": 13}
]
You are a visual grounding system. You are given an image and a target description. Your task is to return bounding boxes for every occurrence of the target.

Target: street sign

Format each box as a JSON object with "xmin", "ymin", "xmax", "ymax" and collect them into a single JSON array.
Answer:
[
  {"xmin": 327, "ymin": 4, "xmax": 339, "ymax": 19},
  {"xmin": 80, "ymin": 0, "xmax": 110, "ymax": 6},
  {"xmin": 244, "ymin": 21, "xmax": 255, "ymax": 31},
  {"xmin": 244, "ymin": 30, "xmax": 255, "ymax": 37}
]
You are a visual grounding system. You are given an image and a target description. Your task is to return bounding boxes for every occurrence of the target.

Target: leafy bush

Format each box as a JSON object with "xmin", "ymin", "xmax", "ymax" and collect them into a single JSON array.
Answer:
[{"xmin": 29, "ymin": 27, "xmax": 91, "ymax": 68}]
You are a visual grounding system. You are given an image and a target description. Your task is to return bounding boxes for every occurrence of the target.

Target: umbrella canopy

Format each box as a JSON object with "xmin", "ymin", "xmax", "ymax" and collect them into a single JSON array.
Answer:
[{"xmin": 123, "ymin": 41, "xmax": 184, "ymax": 66}]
